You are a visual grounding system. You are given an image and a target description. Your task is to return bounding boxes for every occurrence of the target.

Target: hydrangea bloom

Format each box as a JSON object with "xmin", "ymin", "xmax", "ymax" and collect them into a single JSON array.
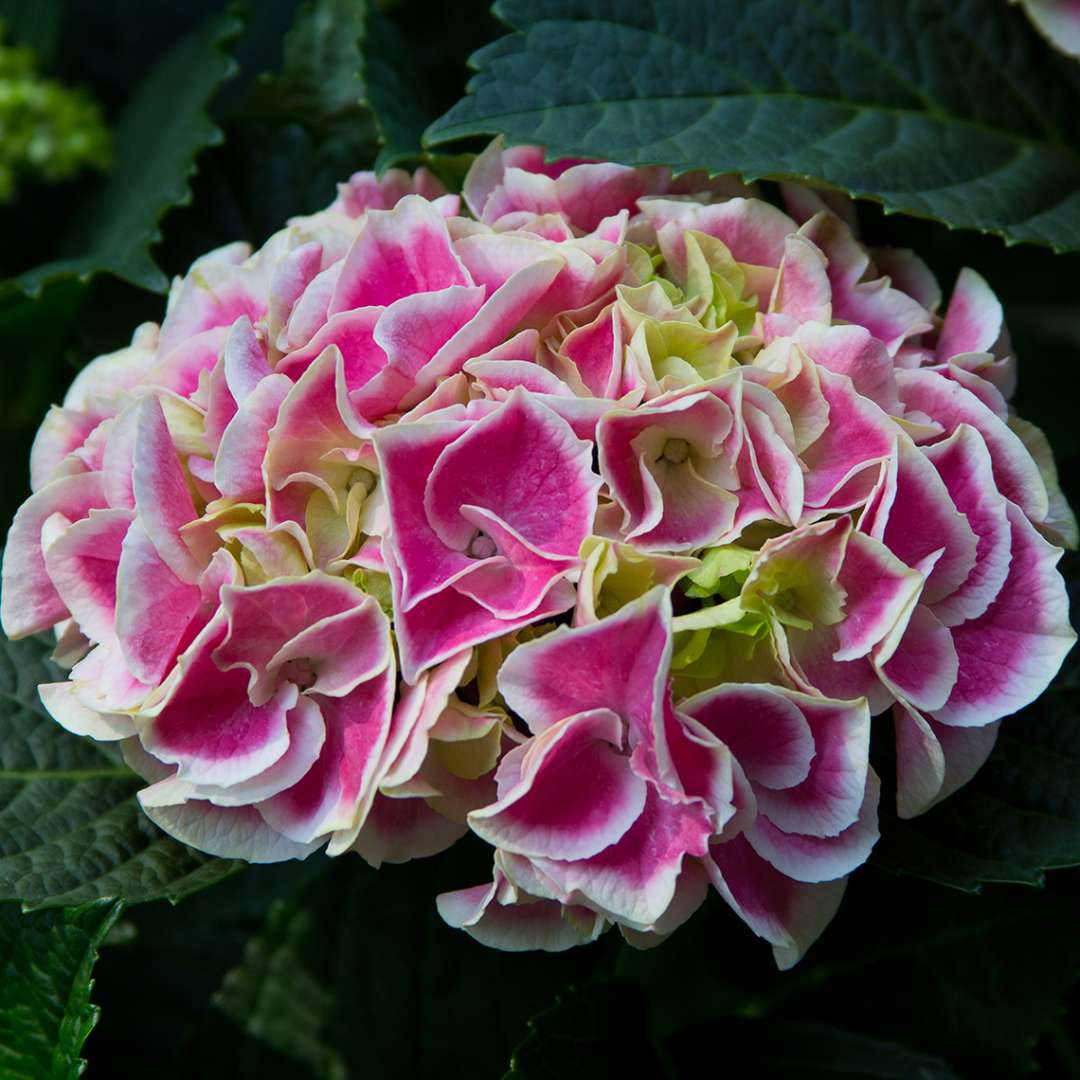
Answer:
[{"xmin": 4, "ymin": 138, "xmax": 1074, "ymax": 967}]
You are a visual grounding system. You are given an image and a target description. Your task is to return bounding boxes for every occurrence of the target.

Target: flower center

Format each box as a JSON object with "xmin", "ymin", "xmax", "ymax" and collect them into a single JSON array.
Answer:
[
  {"xmin": 467, "ymin": 530, "xmax": 497, "ymax": 559},
  {"xmin": 346, "ymin": 467, "xmax": 377, "ymax": 494},
  {"xmin": 279, "ymin": 656, "xmax": 318, "ymax": 692},
  {"xmin": 661, "ymin": 438, "xmax": 690, "ymax": 465}
]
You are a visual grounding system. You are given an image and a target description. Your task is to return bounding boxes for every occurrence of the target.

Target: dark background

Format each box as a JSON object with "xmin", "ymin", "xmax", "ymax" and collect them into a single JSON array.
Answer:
[{"xmin": 2, "ymin": 1, "xmax": 1079, "ymax": 1076}]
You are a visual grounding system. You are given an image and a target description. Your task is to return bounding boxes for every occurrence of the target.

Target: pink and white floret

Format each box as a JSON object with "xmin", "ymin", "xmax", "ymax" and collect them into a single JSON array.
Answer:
[{"xmin": 3, "ymin": 139, "xmax": 1074, "ymax": 967}]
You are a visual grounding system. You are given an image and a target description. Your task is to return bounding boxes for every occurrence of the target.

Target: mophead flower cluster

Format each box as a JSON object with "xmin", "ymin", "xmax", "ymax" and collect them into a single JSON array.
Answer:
[{"xmin": 4, "ymin": 138, "xmax": 1075, "ymax": 966}]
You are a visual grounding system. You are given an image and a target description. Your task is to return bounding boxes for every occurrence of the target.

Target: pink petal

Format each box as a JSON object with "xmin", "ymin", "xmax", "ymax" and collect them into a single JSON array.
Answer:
[
  {"xmin": 267, "ymin": 241, "xmax": 324, "ymax": 351},
  {"xmin": 936, "ymin": 268, "xmax": 1003, "ymax": 360},
  {"xmin": 656, "ymin": 706, "xmax": 736, "ymax": 828},
  {"xmin": 680, "ymin": 684, "xmax": 815, "ymax": 791},
  {"xmin": 30, "ymin": 406, "xmax": 109, "ymax": 492},
  {"xmin": 157, "ymin": 244, "xmax": 264, "ymax": 354},
  {"xmin": 498, "ymin": 586, "xmax": 672, "ymax": 741},
  {"xmin": 833, "ymin": 530, "xmax": 924, "ymax": 663},
  {"xmin": 266, "ymin": 600, "xmax": 392, "ymax": 700},
  {"xmin": 922, "ymin": 425, "xmax": 1012, "ymax": 625},
  {"xmin": 556, "ymin": 162, "xmax": 650, "ymax": 231},
  {"xmin": 896, "ymin": 368, "xmax": 1048, "ymax": 522},
  {"xmin": 265, "ymin": 348, "xmax": 368, "ymax": 510},
  {"xmin": 454, "ymin": 232, "xmax": 618, "ymax": 329},
  {"xmin": 101, "ymin": 403, "xmax": 140, "ymax": 510},
  {"xmin": 380, "ymin": 648, "xmax": 473, "ymax": 789},
  {"xmin": 801, "ymin": 368, "xmax": 894, "ymax": 509},
  {"xmin": 188, "ymin": 695, "xmax": 328, "ymax": 807},
  {"xmin": 214, "ymin": 373, "xmax": 292, "ymax": 502},
  {"xmin": 465, "ymin": 358, "xmax": 570, "ymax": 397},
  {"xmin": 396, "ymin": 258, "xmax": 565, "ymax": 408},
  {"xmin": 115, "ymin": 519, "xmax": 201, "ymax": 685},
  {"xmin": 142, "ymin": 327, "xmax": 229, "ymax": 398},
  {"xmin": 389, "ymin": 550, "xmax": 576, "ymax": 684},
  {"xmin": 470, "ymin": 709, "xmax": 646, "ymax": 860},
  {"xmin": 558, "ymin": 303, "xmax": 622, "ymax": 398},
  {"xmin": 277, "ymin": 307, "xmax": 388, "ymax": 389},
  {"xmin": 280, "ymin": 261, "xmax": 341, "ymax": 353},
  {"xmin": 373, "ymin": 414, "xmax": 477, "ymax": 610},
  {"xmin": 43, "ymin": 507, "xmax": 131, "ymax": 642},
  {"xmin": 793, "ymin": 322, "xmax": 901, "ymax": 414},
  {"xmin": 329, "ymin": 195, "xmax": 471, "ymax": 313},
  {"xmin": 870, "ymin": 246, "xmax": 942, "ymax": 311},
  {"xmin": 332, "ymin": 168, "xmax": 418, "ymax": 216},
  {"xmin": 350, "ymin": 793, "xmax": 466, "ymax": 867},
  {"xmin": 1, "ymin": 471, "xmax": 107, "ymax": 637},
  {"xmin": 142, "ymin": 618, "xmax": 297, "ymax": 787},
  {"xmin": 875, "ymin": 603, "xmax": 958, "ymax": 713},
  {"xmin": 214, "ymin": 574, "xmax": 385, "ymax": 703},
  {"xmin": 769, "ymin": 234, "xmax": 831, "ymax": 323},
  {"xmin": 132, "ymin": 396, "xmax": 200, "ymax": 583},
  {"xmin": 784, "ymin": 622, "xmax": 892, "ymax": 715},
  {"xmin": 706, "ymin": 833, "xmax": 845, "ymax": 969},
  {"xmin": 933, "ymin": 502, "xmax": 1075, "ymax": 727},
  {"xmin": 451, "ymin": 505, "xmax": 580, "ymax": 618},
  {"xmin": 223, "ymin": 316, "xmax": 272, "ymax": 401},
  {"xmin": 655, "ymin": 198, "xmax": 796, "ymax": 278},
  {"xmin": 424, "ymin": 389, "xmax": 600, "ymax": 556},
  {"xmin": 861, "ymin": 438, "xmax": 978, "ymax": 608},
  {"xmin": 747, "ymin": 770, "xmax": 880, "ymax": 882},
  {"xmin": 372, "ymin": 286, "xmax": 486, "ymax": 382},
  {"xmin": 800, "ymin": 213, "xmax": 931, "ymax": 353},
  {"xmin": 437, "ymin": 875, "xmax": 605, "ymax": 952},
  {"xmin": 739, "ymin": 386, "xmax": 804, "ymax": 526},
  {"xmin": 750, "ymin": 695, "xmax": 872, "ymax": 839},
  {"xmin": 530, "ymin": 784, "xmax": 713, "ymax": 928},
  {"xmin": 598, "ymin": 389, "xmax": 737, "ymax": 551},
  {"xmin": 259, "ymin": 664, "xmax": 395, "ymax": 844}
]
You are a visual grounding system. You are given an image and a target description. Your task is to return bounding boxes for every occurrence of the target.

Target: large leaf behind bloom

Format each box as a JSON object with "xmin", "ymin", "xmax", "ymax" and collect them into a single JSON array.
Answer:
[{"xmin": 426, "ymin": 0, "xmax": 1080, "ymax": 252}]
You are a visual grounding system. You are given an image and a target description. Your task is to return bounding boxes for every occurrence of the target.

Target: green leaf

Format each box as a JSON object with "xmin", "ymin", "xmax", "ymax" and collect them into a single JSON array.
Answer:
[
  {"xmin": 425, "ymin": 0, "xmax": 1080, "ymax": 253},
  {"xmin": 0, "ymin": 898, "xmax": 123, "ymax": 1080},
  {"xmin": 363, "ymin": 5, "xmax": 436, "ymax": 172},
  {"xmin": 13, "ymin": 10, "xmax": 242, "ymax": 297},
  {"xmin": 874, "ymin": 568, "xmax": 1080, "ymax": 892},
  {"xmin": 215, "ymin": 856, "xmax": 599, "ymax": 1079},
  {"xmin": 248, "ymin": 0, "xmax": 376, "ymax": 150},
  {"xmin": 0, "ymin": 633, "xmax": 240, "ymax": 908},
  {"xmin": 216, "ymin": 892, "xmax": 348, "ymax": 1080}
]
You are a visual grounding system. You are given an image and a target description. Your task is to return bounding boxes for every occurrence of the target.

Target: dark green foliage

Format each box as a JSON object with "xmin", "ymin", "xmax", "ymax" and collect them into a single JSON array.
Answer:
[
  {"xmin": 0, "ymin": 634, "xmax": 240, "ymax": 908},
  {"xmin": 14, "ymin": 11, "xmax": 242, "ymax": 295},
  {"xmin": 427, "ymin": 0, "xmax": 1080, "ymax": 252},
  {"xmin": 1, "ymin": 2, "xmax": 1080, "ymax": 1076},
  {"xmin": 0, "ymin": 899, "xmax": 122, "ymax": 1079}
]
